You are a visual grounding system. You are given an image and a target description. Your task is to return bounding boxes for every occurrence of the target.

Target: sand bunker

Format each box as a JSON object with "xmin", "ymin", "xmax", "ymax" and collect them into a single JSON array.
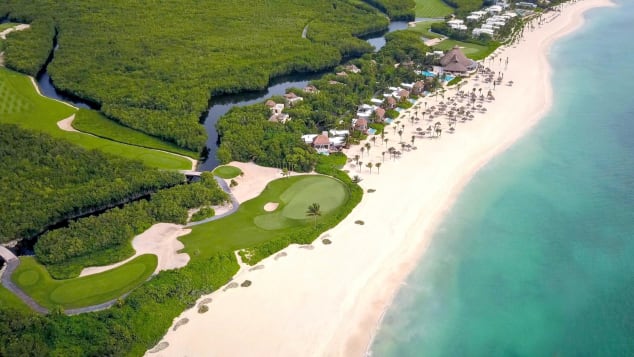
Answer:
[
  {"xmin": 80, "ymin": 223, "xmax": 191, "ymax": 277},
  {"xmin": 263, "ymin": 202, "xmax": 279, "ymax": 212}
]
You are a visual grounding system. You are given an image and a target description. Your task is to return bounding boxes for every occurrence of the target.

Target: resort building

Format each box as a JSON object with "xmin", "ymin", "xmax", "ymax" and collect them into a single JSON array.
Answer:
[
  {"xmin": 344, "ymin": 64, "xmax": 361, "ymax": 74},
  {"xmin": 283, "ymin": 92, "xmax": 303, "ymax": 106},
  {"xmin": 440, "ymin": 46, "xmax": 478, "ymax": 75},
  {"xmin": 303, "ymin": 85, "xmax": 319, "ymax": 94}
]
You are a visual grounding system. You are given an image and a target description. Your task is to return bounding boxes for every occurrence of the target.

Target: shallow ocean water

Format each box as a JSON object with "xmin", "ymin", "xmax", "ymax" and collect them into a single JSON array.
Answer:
[{"xmin": 371, "ymin": 2, "xmax": 634, "ymax": 356}]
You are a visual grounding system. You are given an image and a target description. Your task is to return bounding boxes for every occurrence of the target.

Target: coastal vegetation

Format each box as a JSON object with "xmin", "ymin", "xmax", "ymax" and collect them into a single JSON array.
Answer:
[
  {"xmin": 414, "ymin": 0, "xmax": 454, "ymax": 18},
  {"xmin": 0, "ymin": 67, "xmax": 193, "ymax": 169},
  {"xmin": 12, "ymin": 255, "xmax": 157, "ymax": 310},
  {"xmin": 0, "ymin": 124, "xmax": 185, "ymax": 244},
  {"xmin": 362, "ymin": 0, "xmax": 416, "ymax": 19},
  {"xmin": 72, "ymin": 109, "xmax": 198, "ymax": 158},
  {"xmin": 0, "ymin": 252, "xmax": 238, "ymax": 356},
  {"xmin": 190, "ymin": 207, "xmax": 215, "ymax": 222},
  {"xmin": 33, "ymin": 172, "xmax": 229, "ymax": 279},
  {"xmin": 217, "ymin": 31, "xmax": 431, "ymax": 168},
  {"xmin": 1, "ymin": 0, "xmax": 391, "ymax": 151}
]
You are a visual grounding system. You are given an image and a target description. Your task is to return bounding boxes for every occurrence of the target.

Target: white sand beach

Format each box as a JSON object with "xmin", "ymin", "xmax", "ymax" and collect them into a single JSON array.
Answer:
[{"xmin": 149, "ymin": 1, "xmax": 614, "ymax": 355}]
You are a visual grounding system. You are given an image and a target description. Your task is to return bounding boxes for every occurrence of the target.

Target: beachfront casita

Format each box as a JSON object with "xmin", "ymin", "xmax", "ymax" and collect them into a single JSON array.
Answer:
[
  {"xmin": 301, "ymin": 130, "xmax": 348, "ymax": 154},
  {"xmin": 440, "ymin": 46, "xmax": 478, "ymax": 75}
]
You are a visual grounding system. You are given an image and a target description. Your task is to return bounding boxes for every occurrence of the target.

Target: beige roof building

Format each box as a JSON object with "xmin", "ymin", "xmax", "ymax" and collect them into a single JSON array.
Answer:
[{"xmin": 440, "ymin": 46, "xmax": 477, "ymax": 73}]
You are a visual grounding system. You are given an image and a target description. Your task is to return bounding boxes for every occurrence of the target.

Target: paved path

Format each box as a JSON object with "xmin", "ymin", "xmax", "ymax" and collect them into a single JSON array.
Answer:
[
  {"xmin": 0, "ymin": 175, "xmax": 238, "ymax": 315},
  {"xmin": 0, "ymin": 246, "xmax": 49, "ymax": 314}
]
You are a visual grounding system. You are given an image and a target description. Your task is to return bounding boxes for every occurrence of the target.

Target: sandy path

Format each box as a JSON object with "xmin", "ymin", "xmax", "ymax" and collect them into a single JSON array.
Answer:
[
  {"xmin": 0, "ymin": 24, "xmax": 30, "ymax": 40},
  {"xmin": 80, "ymin": 223, "xmax": 191, "ymax": 277},
  {"xmin": 148, "ymin": 1, "xmax": 615, "ymax": 356}
]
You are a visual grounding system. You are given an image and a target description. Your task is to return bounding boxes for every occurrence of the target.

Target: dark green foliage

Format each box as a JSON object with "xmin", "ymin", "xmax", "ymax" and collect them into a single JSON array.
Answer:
[
  {"xmin": 0, "ymin": 253, "xmax": 239, "ymax": 357},
  {"xmin": 216, "ymin": 105, "xmax": 318, "ymax": 171},
  {"xmin": 191, "ymin": 207, "xmax": 215, "ymax": 222},
  {"xmin": 377, "ymin": 30, "xmax": 431, "ymax": 65},
  {"xmin": 3, "ymin": 17, "xmax": 55, "ymax": 76},
  {"xmin": 240, "ymin": 157, "xmax": 363, "ymax": 265},
  {"xmin": 34, "ymin": 172, "xmax": 229, "ymax": 278},
  {"xmin": 3, "ymin": 0, "xmax": 390, "ymax": 151},
  {"xmin": 217, "ymin": 33, "xmax": 430, "ymax": 167},
  {"xmin": 441, "ymin": 0, "xmax": 484, "ymax": 14},
  {"xmin": 0, "ymin": 124, "xmax": 184, "ymax": 243},
  {"xmin": 362, "ymin": 0, "xmax": 416, "ymax": 19}
]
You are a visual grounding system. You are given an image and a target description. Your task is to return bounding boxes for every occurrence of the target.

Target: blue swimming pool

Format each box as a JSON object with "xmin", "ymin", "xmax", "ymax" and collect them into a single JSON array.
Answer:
[{"xmin": 422, "ymin": 70, "xmax": 436, "ymax": 77}]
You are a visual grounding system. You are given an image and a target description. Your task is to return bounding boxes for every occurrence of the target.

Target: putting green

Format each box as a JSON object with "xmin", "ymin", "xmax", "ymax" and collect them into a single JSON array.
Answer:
[
  {"xmin": 254, "ymin": 176, "xmax": 347, "ymax": 230},
  {"xmin": 213, "ymin": 165, "xmax": 242, "ymax": 179},
  {"xmin": 12, "ymin": 255, "xmax": 157, "ymax": 310}
]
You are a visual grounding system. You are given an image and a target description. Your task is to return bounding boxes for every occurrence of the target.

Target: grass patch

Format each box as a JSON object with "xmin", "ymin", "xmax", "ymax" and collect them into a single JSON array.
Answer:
[
  {"xmin": 0, "ymin": 22, "xmax": 20, "ymax": 31},
  {"xmin": 0, "ymin": 68, "xmax": 192, "ymax": 170},
  {"xmin": 212, "ymin": 165, "xmax": 243, "ymax": 179},
  {"xmin": 409, "ymin": 20, "xmax": 445, "ymax": 39},
  {"xmin": 415, "ymin": 0, "xmax": 453, "ymax": 18},
  {"xmin": 0, "ymin": 284, "xmax": 32, "ymax": 313},
  {"xmin": 12, "ymin": 255, "xmax": 157, "ymax": 310},
  {"xmin": 432, "ymin": 40, "xmax": 498, "ymax": 60},
  {"xmin": 181, "ymin": 175, "xmax": 349, "ymax": 259},
  {"xmin": 73, "ymin": 109, "xmax": 198, "ymax": 158}
]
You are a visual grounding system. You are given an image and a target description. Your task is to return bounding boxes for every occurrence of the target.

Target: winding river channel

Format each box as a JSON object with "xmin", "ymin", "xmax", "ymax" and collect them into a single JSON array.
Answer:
[{"xmin": 36, "ymin": 21, "xmax": 409, "ymax": 170}]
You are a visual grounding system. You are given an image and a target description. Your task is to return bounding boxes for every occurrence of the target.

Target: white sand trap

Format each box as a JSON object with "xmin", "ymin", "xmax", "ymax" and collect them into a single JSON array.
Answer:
[
  {"xmin": 263, "ymin": 202, "xmax": 279, "ymax": 212},
  {"xmin": 80, "ymin": 223, "xmax": 191, "ymax": 277},
  {"xmin": 56, "ymin": 114, "xmax": 79, "ymax": 132}
]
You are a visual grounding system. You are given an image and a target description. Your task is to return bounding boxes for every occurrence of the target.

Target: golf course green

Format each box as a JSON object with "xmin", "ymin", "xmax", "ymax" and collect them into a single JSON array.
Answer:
[
  {"xmin": 181, "ymin": 175, "xmax": 349, "ymax": 259},
  {"xmin": 212, "ymin": 165, "xmax": 243, "ymax": 179},
  {"xmin": 12, "ymin": 255, "xmax": 157, "ymax": 310}
]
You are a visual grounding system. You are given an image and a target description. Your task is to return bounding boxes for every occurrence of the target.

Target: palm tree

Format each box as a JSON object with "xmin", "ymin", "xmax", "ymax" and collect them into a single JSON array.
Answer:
[
  {"xmin": 358, "ymin": 161, "xmax": 363, "ymax": 172},
  {"xmin": 384, "ymin": 137, "xmax": 389, "ymax": 147},
  {"xmin": 354, "ymin": 154, "xmax": 360, "ymax": 166},
  {"xmin": 306, "ymin": 203, "xmax": 322, "ymax": 228},
  {"xmin": 365, "ymin": 142, "xmax": 371, "ymax": 157},
  {"xmin": 411, "ymin": 135, "xmax": 415, "ymax": 145},
  {"xmin": 360, "ymin": 146, "xmax": 365, "ymax": 158},
  {"xmin": 381, "ymin": 151, "xmax": 386, "ymax": 162},
  {"xmin": 366, "ymin": 162, "xmax": 373, "ymax": 174},
  {"xmin": 375, "ymin": 162, "xmax": 382, "ymax": 174},
  {"xmin": 371, "ymin": 136, "xmax": 377, "ymax": 146}
]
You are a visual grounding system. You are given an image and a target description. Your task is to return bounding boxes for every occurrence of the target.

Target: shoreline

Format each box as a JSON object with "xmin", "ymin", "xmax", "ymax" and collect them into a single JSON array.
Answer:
[{"xmin": 149, "ymin": 1, "xmax": 615, "ymax": 355}]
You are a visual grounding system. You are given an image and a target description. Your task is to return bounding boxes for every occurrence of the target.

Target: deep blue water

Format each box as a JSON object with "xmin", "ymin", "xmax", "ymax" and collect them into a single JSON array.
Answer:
[{"xmin": 371, "ymin": 2, "xmax": 634, "ymax": 356}]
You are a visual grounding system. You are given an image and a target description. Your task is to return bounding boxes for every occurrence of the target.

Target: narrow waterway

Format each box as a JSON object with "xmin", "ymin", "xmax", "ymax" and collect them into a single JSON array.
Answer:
[{"xmin": 35, "ymin": 21, "xmax": 409, "ymax": 170}]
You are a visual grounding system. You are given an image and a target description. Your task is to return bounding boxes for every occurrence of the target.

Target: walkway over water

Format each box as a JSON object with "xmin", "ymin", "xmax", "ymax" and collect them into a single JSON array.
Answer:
[
  {"xmin": 180, "ymin": 170, "xmax": 203, "ymax": 177},
  {"xmin": 0, "ymin": 245, "xmax": 17, "ymax": 262}
]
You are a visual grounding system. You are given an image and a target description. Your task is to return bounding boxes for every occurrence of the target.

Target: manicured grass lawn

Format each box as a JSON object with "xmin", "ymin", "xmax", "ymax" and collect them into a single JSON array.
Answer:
[
  {"xmin": 409, "ymin": 20, "xmax": 445, "ymax": 39},
  {"xmin": 0, "ymin": 68, "xmax": 192, "ymax": 170},
  {"xmin": 73, "ymin": 109, "xmax": 198, "ymax": 158},
  {"xmin": 212, "ymin": 165, "xmax": 243, "ymax": 179},
  {"xmin": 181, "ymin": 175, "xmax": 349, "ymax": 259},
  {"xmin": 415, "ymin": 0, "xmax": 453, "ymax": 18},
  {"xmin": 0, "ymin": 284, "xmax": 31, "ymax": 313},
  {"xmin": 12, "ymin": 255, "xmax": 157, "ymax": 310},
  {"xmin": 432, "ymin": 40, "xmax": 498, "ymax": 60}
]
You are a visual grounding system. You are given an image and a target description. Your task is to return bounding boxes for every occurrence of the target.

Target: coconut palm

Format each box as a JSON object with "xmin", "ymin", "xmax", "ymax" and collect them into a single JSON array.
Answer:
[
  {"xmin": 371, "ymin": 136, "xmax": 377, "ymax": 146},
  {"xmin": 306, "ymin": 203, "xmax": 322, "ymax": 228},
  {"xmin": 365, "ymin": 142, "xmax": 371, "ymax": 157},
  {"xmin": 384, "ymin": 137, "xmax": 389, "ymax": 147},
  {"xmin": 360, "ymin": 146, "xmax": 365, "ymax": 158},
  {"xmin": 375, "ymin": 162, "xmax": 382, "ymax": 174},
  {"xmin": 411, "ymin": 135, "xmax": 416, "ymax": 145},
  {"xmin": 354, "ymin": 154, "xmax": 360, "ymax": 166},
  {"xmin": 381, "ymin": 151, "xmax": 386, "ymax": 162},
  {"xmin": 366, "ymin": 162, "xmax": 373, "ymax": 174},
  {"xmin": 358, "ymin": 161, "xmax": 363, "ymax": 172},
  {"xmin": 398, "ymin": 129, "xmax": 403, "ymax": 142}
]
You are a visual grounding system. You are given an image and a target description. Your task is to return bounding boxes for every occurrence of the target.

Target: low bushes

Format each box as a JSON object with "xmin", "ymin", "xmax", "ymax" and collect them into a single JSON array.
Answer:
[
  {"xmin": 191, "ymin": 207, "xmax": 215, "ymax": 222},
  {"xmin": 3, "ymin": 17, "xmax": 55, "ymax": 76},
  {"xmin": 35, "ymin": 172, "xmax": 229, "ymax": 278}
]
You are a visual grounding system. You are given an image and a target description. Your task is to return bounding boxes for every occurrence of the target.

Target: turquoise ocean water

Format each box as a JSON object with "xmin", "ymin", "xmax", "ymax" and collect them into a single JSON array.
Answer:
[{"xmin": 371, "ymin": 2, "xmax": 634, "ymax": 356}]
